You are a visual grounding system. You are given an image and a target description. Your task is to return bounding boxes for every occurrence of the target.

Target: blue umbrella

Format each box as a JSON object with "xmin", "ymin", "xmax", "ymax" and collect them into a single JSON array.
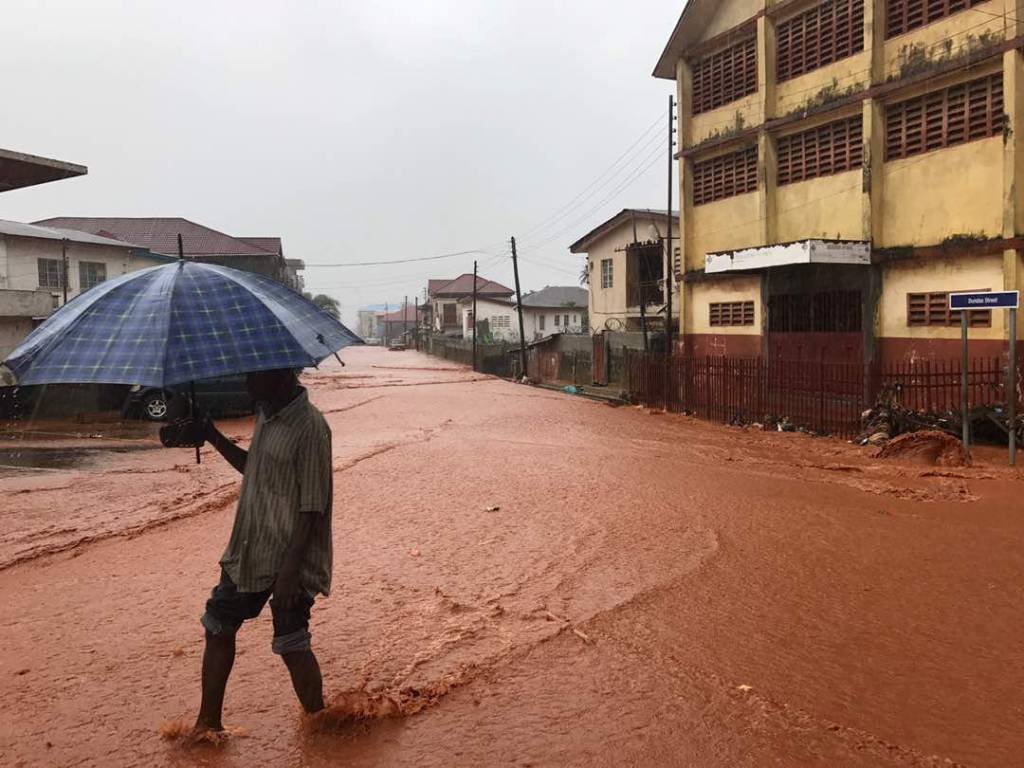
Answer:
[{"xmin": 1, "ymin": 260, "xmax": 362, "ymax": 388}]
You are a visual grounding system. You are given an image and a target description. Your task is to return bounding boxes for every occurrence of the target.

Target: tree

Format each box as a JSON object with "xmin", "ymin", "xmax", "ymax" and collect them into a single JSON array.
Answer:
[
  {"xmin": 310, "ymin": 293, "xmax": 341, "ymax": 319},
  {"xmin": 579, "ymin": 262, "xmax": 589, "ymax": 286}
]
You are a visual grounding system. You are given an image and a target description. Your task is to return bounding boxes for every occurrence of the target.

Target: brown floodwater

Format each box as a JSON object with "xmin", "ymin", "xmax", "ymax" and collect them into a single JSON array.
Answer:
[{"xmin": 1, "ymin": 347, "xmax": 1022, "ymax": 767}]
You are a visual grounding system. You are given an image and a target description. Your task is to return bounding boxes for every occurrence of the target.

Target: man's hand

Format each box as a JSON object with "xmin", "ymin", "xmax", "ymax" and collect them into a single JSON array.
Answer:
[{"xmin": 274, "ymin": 566, "xmax": 302, "ymax": 611}]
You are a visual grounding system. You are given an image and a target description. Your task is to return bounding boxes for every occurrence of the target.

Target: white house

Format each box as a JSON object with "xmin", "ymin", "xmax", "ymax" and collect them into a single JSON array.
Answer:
[
  {"xmin": 460, "ymin": 295, "xmax": 518, "ymax": 342},
  {"xmin": 0, "ymin": 219, "xmax": 170, "ymax": 358},
  {"xmin": 516, "ymin": 286, "xmax": 589, "ymax": 340}
]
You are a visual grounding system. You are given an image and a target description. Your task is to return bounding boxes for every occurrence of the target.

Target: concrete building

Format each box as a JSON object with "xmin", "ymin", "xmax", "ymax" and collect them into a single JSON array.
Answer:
[
  {"xmin": 655, "ymin": 0, "xmax": 1024, "ymax": 365},
  {"xmin": 517, "ymin": 285, "xmax": 589, "ymax": 339},
  {"xmin": 35, "ymin": 217, "xmax": 299, "ymax": 288},
  {"xmin": 460, "ymin": 295, "xmax": 518, "ymax": 341},
  {"xmin": 570, "ymin": 210, "xmax": 674, "ymax": 334},
  {"xmin": 0, "ymin": 220, "xmax": 170, "ymax": 358},
  {"xmin": 428, "ymin": 274, "xmax": 515, "ymax": 335}
]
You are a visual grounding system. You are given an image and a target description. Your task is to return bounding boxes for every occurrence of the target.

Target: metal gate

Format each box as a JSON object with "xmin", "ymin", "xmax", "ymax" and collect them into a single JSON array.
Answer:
[{"xmin": 592, "ymin": 332, "xmax": 608, "ymax": 385}]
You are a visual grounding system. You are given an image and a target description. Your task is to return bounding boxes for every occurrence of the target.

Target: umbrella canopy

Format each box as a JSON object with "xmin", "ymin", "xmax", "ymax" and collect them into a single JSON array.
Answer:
[{"xmin": 2, "ymin": 260, "xmax": 362, "ymax": 387}]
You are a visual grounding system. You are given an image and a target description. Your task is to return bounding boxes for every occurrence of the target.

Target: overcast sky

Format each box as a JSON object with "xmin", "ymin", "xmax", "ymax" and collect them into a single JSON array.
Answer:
[{"xmin": 1, "ymin": 0, "xmax": 682, "ymax": 325}]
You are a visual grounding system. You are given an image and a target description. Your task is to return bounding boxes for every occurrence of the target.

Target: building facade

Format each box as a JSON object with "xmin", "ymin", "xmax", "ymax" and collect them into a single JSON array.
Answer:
[
  {"xmin": 517, "ymin": 285, "xmax": 590, "ymax": 339},
  {"xmin": 570, "ymin": 210, "xmax": 676, "ymax": 334},
  {"xmin": 0, "ymin": 220, "xmax": 170, "ymax": 358},
  {"xmin": 428, "ymin": 274, "xmax": 515, "ymax": 336},
  {"xmin": 655, "ymin": 0, "xmax": 1024, "ymax": 364}
]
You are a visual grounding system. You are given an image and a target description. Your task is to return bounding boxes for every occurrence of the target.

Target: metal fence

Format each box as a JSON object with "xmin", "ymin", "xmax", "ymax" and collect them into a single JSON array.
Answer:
[{"xmin": 622, "ymin": 351, "xmax": 1014, "ymax": 439}]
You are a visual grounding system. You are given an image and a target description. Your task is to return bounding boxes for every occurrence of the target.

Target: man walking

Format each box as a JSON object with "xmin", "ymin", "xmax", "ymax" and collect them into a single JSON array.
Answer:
[{"xmin": 188, "ymin": 368, "xmax": 333, "ymax": 733}]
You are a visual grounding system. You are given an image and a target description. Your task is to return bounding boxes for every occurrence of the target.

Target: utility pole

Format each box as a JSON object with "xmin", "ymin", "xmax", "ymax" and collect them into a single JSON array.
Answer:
[
  {"xmin": 472, "ymin": 260, "xmax": 478, "ymax": 372},
  {"xmin": 665, "ymin": 93, "xmax": 675, "ymax": 355},
  {"xmin": 632, "ymin": 213, "xmax": 649, "ymax": 353},
  {"xmin": 414, "ymin": 296, "xmax": 420, "ymax": 350},
  {"xmin": 384, "ymin": 301, "xmax": 389, "ymax": 347},
  {"xmin": 61, "ymin": 238, "xmax": 68, "ymax": 305},
  {"xmin": 511, "ymin": 237, "xmax": 528, "ymax": 378},
  {"xmin": 404, "ymin": 295, "xmax": 408, "ymax": 344}
]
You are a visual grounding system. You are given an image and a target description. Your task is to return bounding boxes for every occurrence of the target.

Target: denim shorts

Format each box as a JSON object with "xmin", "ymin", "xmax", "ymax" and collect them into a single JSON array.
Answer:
[{"xmin": 200, "ymin": 570, "xmax": 315, "ymax": 655}]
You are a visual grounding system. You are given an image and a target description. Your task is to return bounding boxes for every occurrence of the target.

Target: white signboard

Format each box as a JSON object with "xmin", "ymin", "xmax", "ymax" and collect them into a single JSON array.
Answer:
[{"xmin": 705, "ymin": 240, "xmax": 871, "ymax": 274}]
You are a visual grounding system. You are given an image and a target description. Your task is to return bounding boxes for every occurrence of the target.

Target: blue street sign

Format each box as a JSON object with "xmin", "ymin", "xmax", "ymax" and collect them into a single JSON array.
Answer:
[{"xmin": 949, "ymin": 291, "xmax": 1020, "ymax": 310}]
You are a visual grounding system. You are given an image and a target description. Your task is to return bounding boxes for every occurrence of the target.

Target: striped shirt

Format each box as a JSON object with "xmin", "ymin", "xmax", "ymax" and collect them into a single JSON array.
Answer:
[{"xmin": 219, "ymin": 388, "xmax": 334, "ymax": 596}]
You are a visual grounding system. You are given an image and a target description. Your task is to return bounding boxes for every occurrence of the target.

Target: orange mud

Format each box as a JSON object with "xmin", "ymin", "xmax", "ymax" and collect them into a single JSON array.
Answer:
[{"xmin": 1, "ymin": 347, "xmax": 1023, "ymax": 767}]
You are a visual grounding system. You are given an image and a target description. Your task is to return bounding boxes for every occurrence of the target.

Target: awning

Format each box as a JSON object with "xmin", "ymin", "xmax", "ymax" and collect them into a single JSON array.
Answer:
[{"xmin": 705, "ymin": 240, "xmax": 870, "ymax": 275}]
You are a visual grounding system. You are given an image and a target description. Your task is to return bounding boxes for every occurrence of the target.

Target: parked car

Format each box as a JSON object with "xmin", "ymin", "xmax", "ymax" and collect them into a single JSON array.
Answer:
[{"xmin": 124, "ymin": 375, "xmax": 255, "ymax": 422}]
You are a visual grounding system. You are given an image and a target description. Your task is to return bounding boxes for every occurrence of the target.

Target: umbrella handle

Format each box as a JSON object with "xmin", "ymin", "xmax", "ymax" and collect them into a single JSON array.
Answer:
[{"xmin": 190, "ymin": 381, "xmax": 201, "ymax": 465}]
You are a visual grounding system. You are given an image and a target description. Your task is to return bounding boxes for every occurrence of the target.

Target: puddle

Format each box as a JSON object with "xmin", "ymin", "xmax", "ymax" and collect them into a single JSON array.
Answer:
[{"xmin": 0, "ymin": 446, "xmax": 157, "ymax": 475}]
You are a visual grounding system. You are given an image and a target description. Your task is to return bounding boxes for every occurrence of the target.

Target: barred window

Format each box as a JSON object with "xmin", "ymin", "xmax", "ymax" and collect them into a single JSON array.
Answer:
[
  {"xmin": 709, "ymin": 301, "xmax": 755, "ymax": 327},
  {"xmin": 777, "ymin": 0, "xmax": 865, "ymax": 82},
  {"xmin": 79, "ymin": 261, "xmax": 107, "ymax": 291},
  {"xmin": 907, "ymin": 291, "xmax": 992, "ymax": 327},
  {"xmin": 601, "ymin": 258, "xmax": 613, "ymax": 289},
  {"xmin": 692, "ymin": 37, "xmax": 758, "ymax": 115},
  {"xmin": 886, "ymin": 73, "xmax": 1003, "ymax": 161},
  {"xmin": 769, "ymin": 291, "xmax": 862, "ymax": 331},
  {"xmin": 37, "ymin": 258, "xmax": 64, "ymax": 289},
  {"xmin": 693, "ymin": 146, "xmax": 759, "ymax": 206},
  {"xmin": 887, "ymin": 0, "xmax": 989, "ymax": 39},
  {"xmin": 777, "ymin": 115, "xmax": 863, "ymax": 185}
]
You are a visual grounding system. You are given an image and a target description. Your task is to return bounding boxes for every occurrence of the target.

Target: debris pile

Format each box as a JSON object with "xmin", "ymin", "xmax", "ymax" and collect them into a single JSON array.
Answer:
[{"xmin": 876, "ymin": 430, "xmax": 971, "ymax": 467}]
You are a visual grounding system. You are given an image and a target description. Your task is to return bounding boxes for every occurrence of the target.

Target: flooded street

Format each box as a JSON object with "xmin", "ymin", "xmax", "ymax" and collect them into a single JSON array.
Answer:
[{"xmin": 1, "ymin": 346, "xmax": 1022, "ymax": 767}]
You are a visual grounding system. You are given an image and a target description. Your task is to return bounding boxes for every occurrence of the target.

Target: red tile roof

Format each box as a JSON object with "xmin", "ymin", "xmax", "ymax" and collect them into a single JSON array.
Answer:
[
  {"xmin": 383, "ymin": 305, "xmax": 419, "ymax": 322},
  {"xmin": 239, "ymin": 237, "xmax": 282, "ymax": 256},
  {"xmin": 429, "ymin": 273, "xmax": 514, "ymax": 297},
  {"xmin": 33, "ymin": 217, "xmax": 274, "ymax": 258}
]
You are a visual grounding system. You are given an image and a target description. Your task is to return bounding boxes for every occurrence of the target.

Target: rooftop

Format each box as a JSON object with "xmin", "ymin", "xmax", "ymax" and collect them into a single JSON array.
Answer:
[
  {"xmin": 428, "ymin": 273, "xmax": 515, "ymax": 297},
  {"xmin": 0, "ymin": 148, "xmax": 87, "ymax": 193},
  {"xmin": 569, "ymin": 209, "xmax": 679, "ymax": 254},
  {"xmin": 0, "ymin": 218, "xmax": 171, "ymax": 253},
  {"xmin": 519, "ymin": 285, "xmax": 588, "ymax": 309},
  {"xmin": 33, "ymin": 217, "xmax": 277, "ymax": 259}
]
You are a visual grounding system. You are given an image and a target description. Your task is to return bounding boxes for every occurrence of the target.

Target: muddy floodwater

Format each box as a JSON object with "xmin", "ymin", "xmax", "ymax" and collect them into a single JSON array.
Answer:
[{"xmin": 1, "ymin": 347, "xmax": 1022, "ymax": 767}]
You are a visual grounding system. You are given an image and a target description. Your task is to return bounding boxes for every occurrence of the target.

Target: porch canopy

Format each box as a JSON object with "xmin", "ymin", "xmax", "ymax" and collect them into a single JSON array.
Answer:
[{"xmin": 705, "ymin": 239, "xmax": 870, "ymax": 275}]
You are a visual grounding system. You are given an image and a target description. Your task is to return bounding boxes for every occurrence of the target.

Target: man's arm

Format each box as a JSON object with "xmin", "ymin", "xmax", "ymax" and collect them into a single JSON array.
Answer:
[
  {"xmin": 274, "ymin": 512, "xmax": 319, "ymax": 609},
  {"xmin": 204, "ymin": 419, "xmax": 248, "ymax": 474}
]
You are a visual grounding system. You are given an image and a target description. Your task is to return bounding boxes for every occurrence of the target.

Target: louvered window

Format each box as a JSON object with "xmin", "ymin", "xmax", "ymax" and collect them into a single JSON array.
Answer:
[
  {"xmin": 692, "ymin": 37, "xmax": 758, "ymax": 115},
  {"xmin": 907, "ymin": 291, "xmax": 992, "ymax": 326},
  {"xmin": 885, "ymin": 73, "xmax": 1003, "ymax": 160},
  {"xmin": 693, "ymin": 146, "xmax": 759, "ymax": 206},
  {"xmin": 777, "ymin": 0, "xmax": 865, "ymax": 82},
  {"xmin": 777, "ymin": 115, "xmax": 863, "ymax": 185},
  {"xmin": 709, "ymin": 301, "xmax": 756, "ymax": 327},
  {"xmin": 887, "ymin": 0, "xmax": 988, "ymax": 39}
]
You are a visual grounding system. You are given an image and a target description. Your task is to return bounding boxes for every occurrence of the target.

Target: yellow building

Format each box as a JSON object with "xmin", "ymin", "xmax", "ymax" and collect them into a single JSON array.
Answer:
[{"xmin": 655, "ymin": 0, "xmax": 1024, "ymax": 365}]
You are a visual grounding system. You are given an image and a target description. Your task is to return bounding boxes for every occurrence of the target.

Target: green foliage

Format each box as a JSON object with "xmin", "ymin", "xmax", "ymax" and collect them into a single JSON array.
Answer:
[{"xmin": 311, "ymin": 293, "xmax": 341, "ymax": 319}]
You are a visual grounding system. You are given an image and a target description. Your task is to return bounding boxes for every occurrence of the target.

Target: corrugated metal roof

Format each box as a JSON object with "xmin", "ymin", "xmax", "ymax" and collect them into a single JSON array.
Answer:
[
  {"xmin": 0, "ymin": 218, "xmax": 146, "ymax": 249},
  {"xmin": 519, "ymin": 286, "xmax": 588, "ymax": 308},
  {"xmin": 569, "ymin": 208, "xmax": 679, "ymax": 254},
  {"xmin": 33, "ymin": 217, "xmax": 274, "ymax": 258}
]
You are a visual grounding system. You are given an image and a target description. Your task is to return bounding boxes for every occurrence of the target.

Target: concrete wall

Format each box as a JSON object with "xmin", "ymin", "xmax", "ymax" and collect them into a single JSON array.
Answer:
[{"xmin": 462, "ymin": 298, "xmax": 519, "ymax": 342}]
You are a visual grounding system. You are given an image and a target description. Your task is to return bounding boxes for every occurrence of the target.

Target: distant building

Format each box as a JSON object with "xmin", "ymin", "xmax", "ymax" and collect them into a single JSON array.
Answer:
[
  {"xmin": 382, "ymin": 304, "xmax": 418, "ymax": 344},
  {"xmin": 428, "ymin": 274, "xmax": 515, "ymax": 336},
  {"xmin": 570, "ymin": 209, "xmax": 676, "ymax": 335},
  {"xmin": 357, "ymin": 305, "xmax": 388, "ymax": 342},
  {"xmin": 516, "ymin": 286, "xmax": 589, "ymax": 339},
  {"xmin": 35, "ymin": 217, "xmax": 299, "ymax": 288}
]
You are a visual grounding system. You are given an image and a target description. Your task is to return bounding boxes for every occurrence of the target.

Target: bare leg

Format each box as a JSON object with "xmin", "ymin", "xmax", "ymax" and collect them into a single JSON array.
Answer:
[
  {"xmin": 282, "ymin": 650, "xmax": 325, "ymax": 713},
  {"xmin": 195, "ymin": 631, "xmax": 236, "ymax": 730}
]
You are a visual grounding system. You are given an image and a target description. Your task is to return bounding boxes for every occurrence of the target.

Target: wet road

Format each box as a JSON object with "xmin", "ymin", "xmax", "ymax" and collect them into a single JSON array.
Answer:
[{"xmin": 1, "ymin": 347, "xmax": 1022, "ymax": 767}]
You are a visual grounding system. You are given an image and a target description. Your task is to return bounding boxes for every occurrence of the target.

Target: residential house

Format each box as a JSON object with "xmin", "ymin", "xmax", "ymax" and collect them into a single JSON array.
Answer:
[
  {"xmin": 239, "ymin": 235, "xmax": 306, "ymax": 293},
  {"xmin": 517, "ymin": 286, "xmax": 589, "ymax": 339},
  {"xmin": 428, "ymin": 274, "xmax": 515, "ymax": 336},
  {"xmin": 0, "ymin": 220, "xmax": 171, "ymax": 358},
  {"xmin": 656, "ymin": 0, "xmax": 1023, "ymax": 365},
  {"xmin": 35, "ymin": 217, "xmax": 298, "ymax": 288},
  {"xmin": 570, "ymin": 209, "xmax": 677, "ymax": 335},
  {"xmin": 460, "ymin": 295, "xmax": 518, "ymax": 341},
  {"xmin": 357, "ymin": 305, "xmax": 388, "ymax": 341},
  {"xmin": 0, "ymin": 149, "xmax": 173, "ymax": 360}
]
